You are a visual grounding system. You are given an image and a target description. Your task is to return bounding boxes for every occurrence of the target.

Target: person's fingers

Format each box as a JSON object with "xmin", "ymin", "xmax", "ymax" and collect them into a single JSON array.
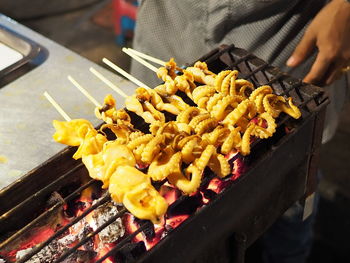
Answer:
[
  {"xmin": 287, "ymin": 29, "xmax": 316, "ymax": 67},
  {"xmin": 303, "ymin": 53, "xmax": 331, "ymax": 85}
]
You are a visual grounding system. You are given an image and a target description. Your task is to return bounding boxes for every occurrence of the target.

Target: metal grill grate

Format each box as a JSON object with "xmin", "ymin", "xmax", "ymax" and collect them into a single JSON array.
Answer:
[{"xmin": 0, "ymin": 44, "xmax": 328, "ymax": 263}]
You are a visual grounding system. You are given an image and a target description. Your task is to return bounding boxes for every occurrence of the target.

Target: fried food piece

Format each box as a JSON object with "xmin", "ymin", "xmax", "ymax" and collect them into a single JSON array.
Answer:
[
  {"xmin": 109, "ymin": 165, "xmax": 168, "ymax": 223},
  {"xmin": 249, "ymin": 85, "xmax": 273, "ymax": 102},
  {"xmin": 252, "ymin": 112, "xmax": 277, "ymax": 139},
  {"xmin": 280, "ymin": 97, "xmax": 301, "ymax": 119},
  {"xmin": 157, "ymin": 58, "xmax": 178, "ymax": 81},
  {"xmin": 186, "ymin": 61, "xmax": 216, "ymax": 86},
  {"xmin": 141, "ymin": 133, "xmax": 165, "ymax": 164},
  {"xmin": 192, "ymin": 85, "xmax": 216, "ymax": 108},
  {"xmin": 52, "ymin": 119, "xmax": 107, "ymax": 159},
  {"xmin": 53, "ymin": 119, "xmax": 94, "ymax": 146},
  {"xmin": 169, "ymin": 146, "xmax": 218, "ymax": 194},
  {"xmin": 209, "ymin": 94, "xmax": 244, "ymax": 121},
  {"xmin": 125, "ymin": 95, "xmax": 165, "ymax": 124},
  {"xmin": 148, "ymin": 148, "xmax": 182, "ymax": 181},
  {"xmin": 174, "ymin": 70, "xmax": 196, "ymax": 99},
  {"xmin": 223, "ymin": 99, "xmax": 257, "ymax": 126},
  {"xmin": 202, "ymin": 126, "xmax": 229, "ymax": 147},
  {"xmin": 221, "ymin": 126, "xmax": 241, "ymax": 154},
  {"xmin": 82, "ymin": 142, "xmax": 136, "ymax": 188},
  {"xmin": 100, "ymin": 123, "xmax": 134, "ymax": 145},
  {"xmin": 240, "ymin": 123, "xmax": 256, "ymax": 156},
  {"xmin": 208, "ymin": 153, "xmax": 231, "ymax": 178},
  {"xmin": 168, "ymin": 165, "xmax": 203, "ymax": 195},
  {"xmin": 95, "ymin": 95, "xmax": 135, "ymax": 128},
  {"xmin": 232, "ymin": 79, "xmax": 255, "ymax": 98},
  {"xmin": 263, "ymin": 94, "xmax": 285, "ymax": 118},
  {"xmin": 180, "ymin": 136, "xmax": 201, "ymax": 163},
  {"xmin": 215, "ymin": 70, "xmax": 238, "ymax": 95},
  {"xmin": 73, "ymin": 130, "xmax": 107, "ymax": 160}
]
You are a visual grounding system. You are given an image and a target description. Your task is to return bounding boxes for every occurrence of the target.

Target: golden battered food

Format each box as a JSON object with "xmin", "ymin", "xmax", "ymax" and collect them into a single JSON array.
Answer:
[
  {"xmin": 223, "ymin": 99, "xmax": 257, "ymax": 126},
  {"xmin": 52, "ymin": 58, "xmax": 303, "ymax": 223},
  {"xmin": 252, "ymin": 112, "xmax": 277, "ymax": 139},
  {"xmin": 82, "ymin": 142, "xmax": 136, "ymax": 188},
  {"xmin": 168, "ymin": 165, "xmax": 203, "ymax": 194},
  {"xmin": 53, "ymin": 119, "xmax": 95, "ymax": 146},
  {"xmin": 148, "ymin": 148, "xmax": 182, "ymax": 181},
  {"xmin": 53, "ymin": 119, "xmax": 107, "ymax": 159},
  {"xmin": 186, "ymin": 61, "xmax": 216, "ymax": 86},
  {"xmin": 208, "ymin": 153, "xmax": 231, "ymax": 178},
  {"xmin": 280, "ymin": 97, "xmax": 301, "ymax": 119},
  {"xmin": 109, "ymin": 165, "xmax": 168, "ymax": 223},
  {"xmin": 240, "ymin": 123, "xmax": 256, "ymax": 156}
]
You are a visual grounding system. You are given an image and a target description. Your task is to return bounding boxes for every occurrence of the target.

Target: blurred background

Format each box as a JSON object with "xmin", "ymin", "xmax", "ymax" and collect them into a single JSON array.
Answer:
[{"xmin": 0, "ymin": 0, "xmax": 349, "ymax": 262}]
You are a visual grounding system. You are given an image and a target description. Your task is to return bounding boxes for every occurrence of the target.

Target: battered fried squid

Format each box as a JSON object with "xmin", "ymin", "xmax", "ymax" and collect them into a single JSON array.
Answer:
[
  {"xmin": 109, "ymin": 165, "xmax": 168, "ymax": 223},
  {"xmin": 53, "ymin": 119, "xmax": 107, "ymax": 160},
  {"xmin": 51, "ymin": 59, "xmax": 304, "ymax": 224}
]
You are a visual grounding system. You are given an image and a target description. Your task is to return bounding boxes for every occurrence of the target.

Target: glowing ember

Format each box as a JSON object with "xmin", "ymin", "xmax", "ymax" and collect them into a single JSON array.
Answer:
[
  {"xmin": 2, "ymin": 153, "xmax": 247, "ymax": 262},
  {"xmin": 166, "ymin": 215, "xmax": 189, "ymax": 230},
  {"xmin": 160, "ymin": 185, "xmax": 181, "ymax": 206}
]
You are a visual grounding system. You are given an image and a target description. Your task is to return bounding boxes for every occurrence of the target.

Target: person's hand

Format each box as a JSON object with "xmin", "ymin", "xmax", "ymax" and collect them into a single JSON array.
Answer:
[{"xmin": 286, "ymin": 0, "xmax": 350, "ymax": 86}]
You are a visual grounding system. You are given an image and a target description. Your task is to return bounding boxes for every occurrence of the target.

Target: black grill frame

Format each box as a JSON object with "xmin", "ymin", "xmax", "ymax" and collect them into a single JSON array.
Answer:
[{"xmin": 0, "ymin": 44, "xmax": 328, "ymax": 263}]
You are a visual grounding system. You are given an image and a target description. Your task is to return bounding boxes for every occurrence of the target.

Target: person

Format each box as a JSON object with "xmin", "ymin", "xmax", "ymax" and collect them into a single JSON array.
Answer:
[{"xmin": 130, "ymin": 0, "xmax": 350, "ymax": 262}]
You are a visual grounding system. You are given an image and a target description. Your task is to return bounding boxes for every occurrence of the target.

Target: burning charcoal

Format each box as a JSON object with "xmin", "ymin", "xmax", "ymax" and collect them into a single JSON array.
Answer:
[
  {"xmin": 61, "ymin": 249, "xmax": 96, "ymax": 263},
  {"xmin": 202, "ymin": 189, "xmax": 217, "ymax": 201},
  {"xmin": 92, "ymin": 201, "xmax": 125, "ymax": 244},
  {"xmin": 16, "ymin": 240, "xmax": 62, "ymax": 263},
  {"xmin": 16, "ymin": 230, "xmax": 96, "ymax": 263},
  {"xmin": 134, "ymin": 218, "xmax": 155, "ymax": 240},
  {"xmin": 57, "ymin": 234, "xmax": 77, "ymax": 247},
  {"xmin": 115, "ymin": 241, "xmax": 146, "ymax": 263},
  {"xmin": 167, "ymin": 192, "xmax": 203, "ymax": 217},
  {"xmin": 77, "ymin": 224, "xmax": 94, "ymax": 251}
]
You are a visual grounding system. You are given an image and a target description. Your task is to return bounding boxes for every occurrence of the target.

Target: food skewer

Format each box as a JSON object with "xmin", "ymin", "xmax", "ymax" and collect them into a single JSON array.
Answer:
[
  {"xmin": 126, "ymin": 48, "xmax": 184, "ymax": 73},
  {"xmin": 48, "ymin": 54, "xmax": 302, "ymax": 224},
  {"xmin": 102, "ymin": 58, "xmax": 151, "ymax": 90},
  {"xmin": 89, "ymin": 67, "xmax": 128, "ymax": 98},
  {"xmin": 122, "ymin": 48, "xmax": 158, "ymax": 73},
  {"xmin": 126, "ymin": 47, "xmax": 166, "ymax": 66},
  {"xmin": 43, "ymin": 91, "xmax": 72, "ymax": 121},
  {"xmin": 67, "ymin": 75, "xmax": 102, "ymax": 108}
]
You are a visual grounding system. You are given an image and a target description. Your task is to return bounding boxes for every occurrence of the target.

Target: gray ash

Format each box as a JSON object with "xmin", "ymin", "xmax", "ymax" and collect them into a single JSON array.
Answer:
[
  {"xmin": 16, "ymin": 227, "xmax": 84, "ymax": 262},
  {"xmin": 61, "ymin": 250, "xmax": 96, "ymax": 263},
  {"xmin": 16, "ymin": 240, "xmax": 62, "ymax": 263},
  {"xmin": 92, "ymin": 200, "xmax": 125, "ymax": 244}
]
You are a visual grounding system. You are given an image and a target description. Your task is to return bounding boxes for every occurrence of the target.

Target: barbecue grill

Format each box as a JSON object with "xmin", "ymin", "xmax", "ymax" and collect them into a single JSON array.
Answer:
[{"xmin": 0, "ymin": 18, "xmax": 328, "ymax": 263}]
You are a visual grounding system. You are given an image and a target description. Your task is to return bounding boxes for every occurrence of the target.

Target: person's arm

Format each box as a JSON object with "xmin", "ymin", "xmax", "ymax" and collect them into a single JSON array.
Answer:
[{"xmin": 286, "ymin": 0, "xmax": 350, "ymax": 86}]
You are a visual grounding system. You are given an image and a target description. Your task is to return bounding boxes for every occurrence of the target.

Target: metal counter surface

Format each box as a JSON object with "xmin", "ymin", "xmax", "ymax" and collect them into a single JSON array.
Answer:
[{"xmin": 0, "ymin": 14, "xmax": 137, "ymax": 190}]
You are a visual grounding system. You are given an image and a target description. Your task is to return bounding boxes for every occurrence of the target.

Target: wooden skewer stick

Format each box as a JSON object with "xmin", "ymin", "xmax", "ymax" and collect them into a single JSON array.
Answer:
[
  {"xmin": 122, "ymin": 47, "xmax": 158, "ymax": 73},
  {"xmin": 44, "ymin": 91, "xmax": 72, "ymax": 121},
  {"xmin": 127, "ymin": 47, "xmax": 184, "ymax": 72},
  {"xmin": 67, "ymin": 75, "xmax": 102, "ymax": 108},
  {"xmin": 89, "ymin": 67, "xmax": 128, "ymax": 98},
  {"xmin": 126, "ymin": 48, "xmax": 166, "ymax": 66},
  {"xmin": 102, "ymin": 57, "xmax": 151, "ymax": 90}
]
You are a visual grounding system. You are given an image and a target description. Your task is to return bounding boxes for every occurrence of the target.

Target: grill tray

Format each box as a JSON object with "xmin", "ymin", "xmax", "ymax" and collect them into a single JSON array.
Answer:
[{"xmin": 0, "ymin": 25, "xmax": 47, "ymax": 88}]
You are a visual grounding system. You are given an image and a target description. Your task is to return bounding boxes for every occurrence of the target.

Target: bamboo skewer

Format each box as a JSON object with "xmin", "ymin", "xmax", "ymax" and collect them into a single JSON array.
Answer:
[
  {"xmin": 102, "ymin": 57, "xmax": 151, "ymax": 90},
  {"xmin": 67, "ymin": 75, "xmax": 102, "ymax": 108},
  {"xmin": 126, "ymin": 48, "xmax": 166, "ymax": 66},
  {"xmin": 125, "ymin": 48, "xmax": 184, "ymax": 73},
  {"xmin": 89, "ymin": 67, "xmax": 128, "ymax": 98},
  {"xmin": 122, "ymin": 48, "xmax": 158, "ymax": 73},
  {"xmin": 44, "ymin": 91, "xmax": 72, "ymax": 121}
]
